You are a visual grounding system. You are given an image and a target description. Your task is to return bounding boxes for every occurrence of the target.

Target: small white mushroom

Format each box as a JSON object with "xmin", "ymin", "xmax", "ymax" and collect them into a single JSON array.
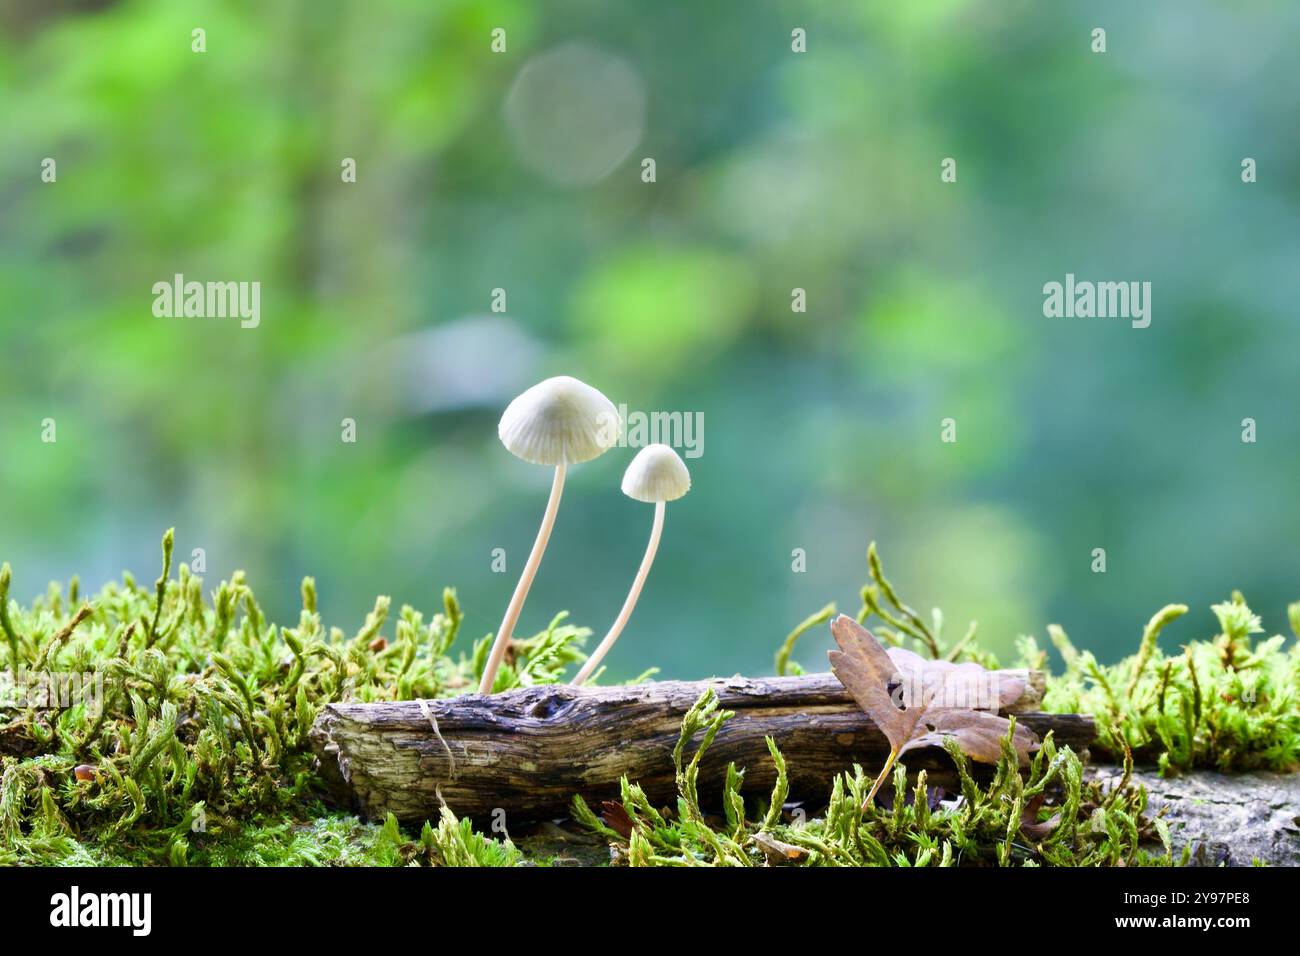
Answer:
[
  {"xmin": 479, "ymin": 376, "xmax": 619, "ymax": 694},
  {"xmin": 571, "ymin": 443, "xmax": 690, "ymax": 686}
]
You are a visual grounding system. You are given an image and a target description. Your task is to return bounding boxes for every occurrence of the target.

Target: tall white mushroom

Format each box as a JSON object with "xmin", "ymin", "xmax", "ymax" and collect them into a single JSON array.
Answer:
[
  {"xmin": 571, "ymin": 443, "xmax": 690, "ymax": 686},
  {"xmin": 479, "ymin": 376, "xmax": 619, "ymax": 694}
]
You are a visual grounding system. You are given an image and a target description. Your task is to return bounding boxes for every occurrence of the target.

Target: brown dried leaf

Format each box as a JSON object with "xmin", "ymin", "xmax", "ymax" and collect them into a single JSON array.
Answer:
[
  {"xmin": 600, "ymin": 800, "xmax": 635, "ymax": 839},
  {"xmin": 1020, "ymin": 793, "xmax": 1062, "ymax": 841},
  {"xmin": 902, "ymin": 708, "xmax": 1037, "ymax": 764},
  {"xmin": 827, "ymin": 615, "xmax": 912, "ymax": 751},
  {"xmin": 828, "ymin": 614, "xmax": 1038, "ymax": 767},
  {"xmin": 884, "ymin": 643, "xmax": 1027, "ymax": 713},
  {"xmin": 751, "ymin": 831, "xmax": 810, "ymax": 866}
]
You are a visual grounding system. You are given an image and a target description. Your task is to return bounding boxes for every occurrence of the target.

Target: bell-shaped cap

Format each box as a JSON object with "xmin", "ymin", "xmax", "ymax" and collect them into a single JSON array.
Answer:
[
  {"xmin": 498, "ymin": 376, "xmax": 620, "ymax": 466},
  {"xmin": 621, "ymin": 443, "xmax": 691, "ymax": 503}
]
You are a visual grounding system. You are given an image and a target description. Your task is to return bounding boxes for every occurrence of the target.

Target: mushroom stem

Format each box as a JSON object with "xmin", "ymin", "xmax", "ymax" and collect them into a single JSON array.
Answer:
[
  {"xmin": 479, "ymin": 463, "xmax": 567, "ymax": 694},
  {"xmin": 571, "ymin": 500, "xmax": 664, "ymax": 687}
]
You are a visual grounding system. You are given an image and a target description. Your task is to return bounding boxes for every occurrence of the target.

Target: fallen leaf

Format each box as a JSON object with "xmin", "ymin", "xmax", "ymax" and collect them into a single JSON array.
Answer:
[
  {"xmin": 1020, "ymin": 793, "xmax": 1061, "ymax": 840},
  {"xmin": 752, "ymin": 831, "xmax": 810, "ymax": 866},
  {"xmin": 600, "ymin": 800, "xmax": 635, "ymax": 839},
  {"xmin": 828, "ymin": 614, "xmax": 1039, "ymax": 807},
  {"xmin": 882, "ymin": 642, "xmax": 1027, "ymax": 714}
]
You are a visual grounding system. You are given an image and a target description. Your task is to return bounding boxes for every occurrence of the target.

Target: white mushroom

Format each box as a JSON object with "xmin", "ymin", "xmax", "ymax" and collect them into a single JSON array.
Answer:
[
  {"xmin": 479, "ymin": 376, "xmax": 619, "ymax": 694},
  {"xmin": 571, "ymin": 443, "xmax": 690, "ymax": 686}
]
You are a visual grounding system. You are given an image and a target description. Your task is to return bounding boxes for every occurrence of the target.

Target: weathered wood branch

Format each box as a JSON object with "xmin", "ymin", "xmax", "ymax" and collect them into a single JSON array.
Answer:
[{"xmin": 310, "ymin": 670, "xmax": 1095, "ymax": 822}]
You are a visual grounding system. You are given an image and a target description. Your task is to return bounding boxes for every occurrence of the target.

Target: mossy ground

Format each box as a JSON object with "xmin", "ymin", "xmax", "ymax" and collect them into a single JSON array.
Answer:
[{"xmin": 1, "ymin": 534, "xmax": 1296, "ymax": 866}]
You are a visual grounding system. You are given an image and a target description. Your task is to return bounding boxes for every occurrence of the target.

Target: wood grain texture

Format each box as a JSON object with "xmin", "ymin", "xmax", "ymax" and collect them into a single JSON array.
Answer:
[{"xmin": 310, "ymin": 670, "xmax": 1095, "ymax": 821}]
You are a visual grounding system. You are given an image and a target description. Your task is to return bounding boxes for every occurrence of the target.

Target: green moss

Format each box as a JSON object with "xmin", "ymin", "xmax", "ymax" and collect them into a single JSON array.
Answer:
[
  {"xmin": 1039, "ymin": 595, "xmax": 1300, "ymax": 774},
  {"xmin": 1, "ymin": 533, "xmax": 1294, "ymax": 867},
  {"xmin": 0, "ymin": 531, "xmax": 581, "ymax": 866},
  {"xmin": 569, "ymin": 687, "xmax": 1174, "ymax": 867}
]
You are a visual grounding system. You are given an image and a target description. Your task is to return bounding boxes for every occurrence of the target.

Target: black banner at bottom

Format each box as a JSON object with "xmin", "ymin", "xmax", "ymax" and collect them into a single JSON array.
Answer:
[{"xmin": 0, "ymin": 864, "xmax": 1290, "ymax": 942}]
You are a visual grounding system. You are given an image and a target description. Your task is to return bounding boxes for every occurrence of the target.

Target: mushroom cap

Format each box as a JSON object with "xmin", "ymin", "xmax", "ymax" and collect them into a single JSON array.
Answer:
[
  {"xmin": 498, "ymin": 376, "xmax": 620, "ymax": 466},
  {"xmin": 621, "ymin": 443, "xmax": 691, "ymax": 503}
]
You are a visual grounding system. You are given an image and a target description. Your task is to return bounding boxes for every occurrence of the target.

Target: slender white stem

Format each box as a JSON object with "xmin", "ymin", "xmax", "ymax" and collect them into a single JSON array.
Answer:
[
  {"xmin": 478, "ymin": 463, "xmax": 566, "ymax": 694},
  {"xmin": 571, "ymin": 501, "xmax": 664, "ymax": 687}
]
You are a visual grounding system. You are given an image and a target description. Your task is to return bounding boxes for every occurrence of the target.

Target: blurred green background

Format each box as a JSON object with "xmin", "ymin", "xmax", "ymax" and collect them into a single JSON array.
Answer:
[{"xmin": 2, "ymin": 0, "xmax": 1297, "ymax": 680}]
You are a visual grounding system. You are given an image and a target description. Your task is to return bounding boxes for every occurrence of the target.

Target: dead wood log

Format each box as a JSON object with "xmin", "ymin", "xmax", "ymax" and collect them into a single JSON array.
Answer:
[
  {"xmin": 310, "ymin": 670, "xmax": 1094, "ymax": 822},
  {"xmin": 1088, "ymin": 767, "xmax": 1300, "ymax": 866}
]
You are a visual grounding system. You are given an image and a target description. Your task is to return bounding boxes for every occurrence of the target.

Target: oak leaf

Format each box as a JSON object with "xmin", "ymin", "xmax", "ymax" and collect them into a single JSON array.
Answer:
[{"xmin": 827, "ymin": 614, "xmax": 1039, "ymax": 807}]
